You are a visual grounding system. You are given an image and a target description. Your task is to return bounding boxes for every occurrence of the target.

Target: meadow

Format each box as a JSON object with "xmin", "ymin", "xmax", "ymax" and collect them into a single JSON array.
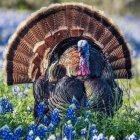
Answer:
[{"xmin": 0, "ymin": 8, "xmax": 140, "ymax": 140}]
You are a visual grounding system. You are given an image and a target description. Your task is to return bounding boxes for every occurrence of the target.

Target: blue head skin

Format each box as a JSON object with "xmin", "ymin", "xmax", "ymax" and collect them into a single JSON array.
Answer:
[
  {"xmin": 77, "ymin": 40, "xmax": 90, "ymax": 76},
  {"xmin": 77, "ymin": 40, "xmax": 89, "ymax": 58}
]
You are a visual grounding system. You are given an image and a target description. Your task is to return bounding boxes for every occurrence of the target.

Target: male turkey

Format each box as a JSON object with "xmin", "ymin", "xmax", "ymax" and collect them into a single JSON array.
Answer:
[{"xmin": 3, "ymin": 3, "xmax": 132, "ymax": 121}]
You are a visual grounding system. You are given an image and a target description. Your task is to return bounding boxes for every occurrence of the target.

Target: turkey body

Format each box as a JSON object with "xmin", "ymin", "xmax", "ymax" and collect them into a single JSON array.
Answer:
[{"xmin": 33, "ymin": 61, "xmax": 123, "ymax": 120}]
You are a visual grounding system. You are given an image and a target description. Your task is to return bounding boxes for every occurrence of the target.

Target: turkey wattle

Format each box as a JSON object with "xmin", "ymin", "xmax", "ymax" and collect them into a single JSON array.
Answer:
[{"xmin": 3, "ymin": 3, "xmax": 132, "ymax": 121}]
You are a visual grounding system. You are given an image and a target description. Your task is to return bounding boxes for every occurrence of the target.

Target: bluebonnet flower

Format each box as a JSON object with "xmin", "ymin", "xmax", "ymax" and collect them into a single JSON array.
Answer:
[
  {"xmin": 26, "ymin": 130, "xmax": 34, "ymax": 140},
  {"xmin": 0, "ymin": 125, "xmax": 11, "ymax": 139},
  {"xmin": 85, "ymin": 110, "xmax": 91, "ymax": 118},
  {"xmin": 42, "ymin": 115, "xmax": 50, "ymax": 125},
  {"xmin": 63, "ymin": 121, "xmax": 75, "ymax": 140},
  {"xmin": 48, "ymin": 123, "xmax": 55, "ymax": 133},
  {"xmin": 12, "ymin": 86, "xmax": 20, "ymax": 96},
  {"xmin": 86, "ymin": 101, "xmax": 92, "ymax": 109},
  {"xmin": 84, "ymin": 118, "xmax": 90, "ymax": 127},
  {"xmin": 71, "ymin": 96, "xmax": 79, "ymax": 109},
  {"xmin": 28, "ymin": 122, "xmax": 36, "ymax": 134},
  {"xmin": 90, "ymin": 124, "xmax": 98, "ymax": 138},
  {"xmin": 66, "ymin": 104, "xmax": 77, "ymax": 122},
  {"xmin": 128, "ymin": 133, "xmax": 139, "ymax": 140},
  {"xmin": 0, "ymin": 98, "xmax": 13, "ymax": 115},
  {"xmin": 51, "ymin": 108, "xmax": 60, "ymax": 126},
  {"xmin": 22, "ymin": 92, "xmax": 28, "ymax": 98},
  {"xmin": 81, "ymin": 128, "xmax": 87, "ymax": 137},
  {"xmin": 90, "ymin": 129, "xmax": 98, "ymax": 138},
  {"xmin": 77, "ymin": 117, "xmax": 82, "ymax": 123},
  {"xmin": 90, "ymin": 124, "xmax": 97, "ymax": 131},
  {"xmin": 24, "ymin": 84, "xmax": 30, "ymax": 90},
  {"xmin": 36, "ymin": 102, "xmax": 46, "ymax": 118},
  {"xmin": 36, "ymin": 124, "xmax": 47, "ymax": 139},
  {"xmin": 26, "ymin": 134, "xmax": 34, "ymax": 140},
  {"xmin": 14, "ymin": 125, "xmax": 24, "ymax": 138}
]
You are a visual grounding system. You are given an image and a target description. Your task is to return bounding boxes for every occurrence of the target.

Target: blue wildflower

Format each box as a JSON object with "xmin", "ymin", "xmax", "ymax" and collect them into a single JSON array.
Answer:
[
  {"xmin": 26, "ymin": 134, "xmax": 34, "ymax": 140},
  {"xmin": 24, "ymin": 84, "xmax": 30, "ymax": 90},
  {"xmin": 85, "ymin": 110, "xmax": 91, "ymax": 118},
  {"xmin": 22, "ymin": 92, "xmax": 28, "ymax": 98},
  {"xmin": 0, "ymin": 98, "xmax": 13, "ymax": 115},
  {"xmin": 26, "ymin": 130, "xmax": 34, "ymax": 140},
  {"xmin": 0, "ymin": 125, "xmax": 11, "ymax": 139},
  {"xmin": 28, "ymin": 123, "xmax": 36, "ymax": 134},
  {"xmin": 36, "ymin": 102, "xmax": 46, "ymax": 118},
  {"xmin": 66, "ymin": 104, "xmax": 77, "ymax": 122},
  {"xmin": 90, "ymin": 124, "xmax": 98, "ymax": 138},
  {"xmin": 81, "ymin": 128, "xmax": 87, "ymax": 137},
  {"xmin": 90, "ymin": 124, "xmax": 97, "ymax": 131},
  {"xmin": 86, "ymin": 101, "xmax": 91, "ymax": 109},
  {"xmin": 71, "ymin": 96, "xmax": 79, "ymax": 109},
  {"xmin": 48, "ymin": 123, "xmax": 55, "ymax": 133},
  {"xmin": 14, "ymin": 125, "xmax": 24, "ymax": 138},
  {"xmin": 84, "ymin": 118, "xmax": 90, "ymax": 127},
  {"xmin": 42, "ymin": 115, "xmax": 50, "ymax": 125},
  {"xmin": 77, "ymin": 117, "xmax": 82, "ymax": 123},
  {"xmin": 63, "ymin": 121, "xmax": 75, "ymax": 140},
  {"xmin": 36, "ymin": 124, "xmax": 47, "ymax": 139},
  {"xmin": 128, "ymin": 133, "xmax": 139, "ymax": 140},
  {"xmin": 51, "ymin": 108, "xmax": 60, "ymax": 126},
  {"xmin": 12, "ymin": 86, "xmax": 20, "ymax": 96}
]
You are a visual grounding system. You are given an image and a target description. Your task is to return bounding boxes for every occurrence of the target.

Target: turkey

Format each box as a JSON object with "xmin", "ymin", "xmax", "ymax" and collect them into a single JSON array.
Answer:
[{"xmin": 3, "ymin": 3, "xmax": 132, "ymax": 122}]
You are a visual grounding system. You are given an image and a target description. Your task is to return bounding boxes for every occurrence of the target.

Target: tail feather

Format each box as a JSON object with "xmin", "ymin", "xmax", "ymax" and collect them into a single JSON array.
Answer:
[{"xmin": 3, "ymin": 3, "xmax": 132, "ymax": 85}]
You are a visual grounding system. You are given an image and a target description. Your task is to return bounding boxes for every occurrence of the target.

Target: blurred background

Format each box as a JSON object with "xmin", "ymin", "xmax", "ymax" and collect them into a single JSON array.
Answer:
[{"xmin": 0, "ymin": 0, "xmax": 140, "ymax": 71}]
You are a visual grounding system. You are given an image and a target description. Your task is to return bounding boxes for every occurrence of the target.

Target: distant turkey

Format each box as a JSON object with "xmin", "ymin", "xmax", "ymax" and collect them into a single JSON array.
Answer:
[{"xmin": 3, "ymin": 3, "xmax": 132, "ymax": 121}]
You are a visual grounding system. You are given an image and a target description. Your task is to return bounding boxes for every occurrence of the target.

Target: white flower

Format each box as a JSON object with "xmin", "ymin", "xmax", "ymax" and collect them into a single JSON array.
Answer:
[
  {"xmin": 92, "ymin": 135, "xmax": 98, "ymax": 140},
  {"xmin": 109, "ymin": 135, "xmax": 115, "ymax": 140},
  {"xmin": 35, "ymin": 136, "xmax": 41, "ymax": 140},
  {"xmin": 63, "ymin": 137, "xmax": 68, "ymax": 140},
  {"xmin": 12, "ymin": 86, "xmax": 20, "ymax": 95},
  {"xmin": 29, "ymin": 130, "xmax": 34, "ymax": 135},
  {"xmin": 98, "ymin": 133, "xmax": 104, "ymax": 140},
  {"xmin": 48, "ymin": 135, "xmax": 56, "ymax": 140},
  {"xmin": 12, "ymin": 110, "xmax": 18, "ymax": 117}
]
